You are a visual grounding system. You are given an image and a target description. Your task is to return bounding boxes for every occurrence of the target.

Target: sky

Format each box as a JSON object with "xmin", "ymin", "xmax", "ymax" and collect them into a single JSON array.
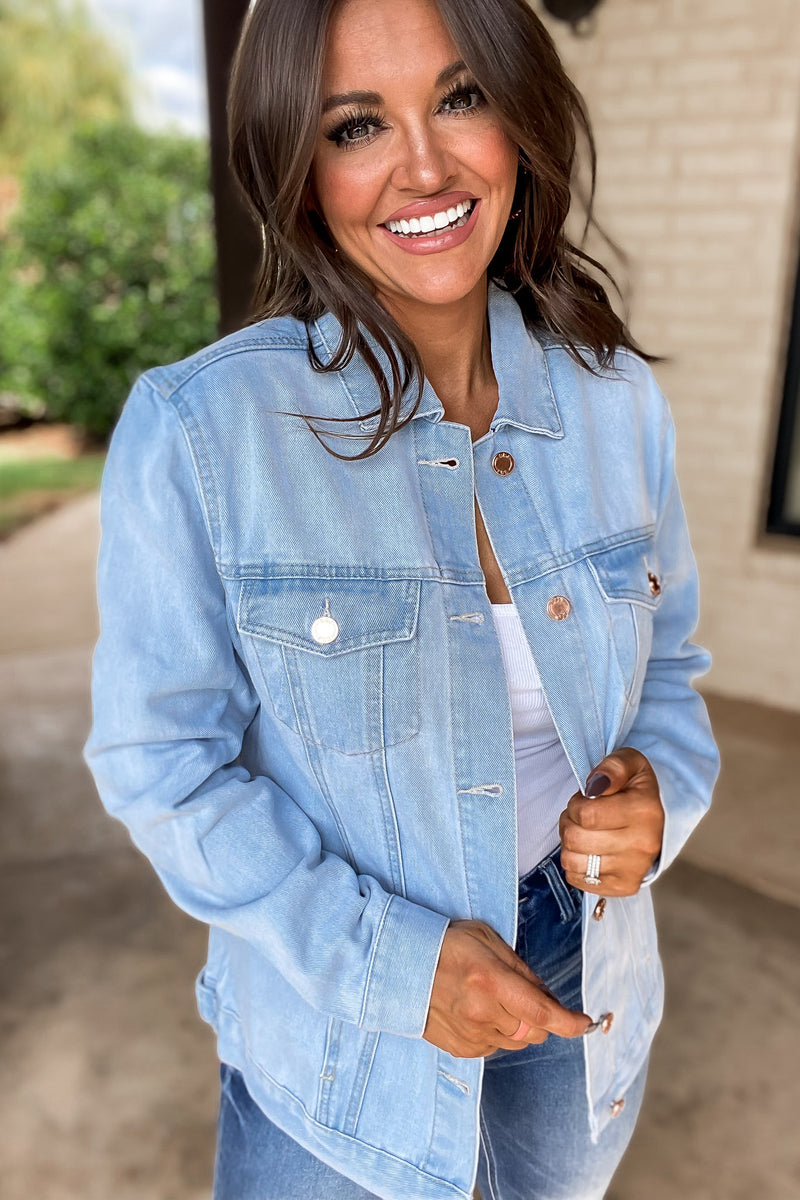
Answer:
[{"xmin": 85, "ymin": 0, "xmax": 208, "ymax": 136}]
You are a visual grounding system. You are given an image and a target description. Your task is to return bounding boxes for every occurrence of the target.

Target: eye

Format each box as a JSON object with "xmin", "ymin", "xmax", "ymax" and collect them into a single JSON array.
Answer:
[
  {"xmin": 440, "ymin": 81, "xmax": 486, "ymax": 116},
  {"xmin": 325, "ymin": 109, "xmax": 384, "ymax": 150},
  {"xmin": 339, "ymin": 121, "xmax": 378, "ymax": 146}
]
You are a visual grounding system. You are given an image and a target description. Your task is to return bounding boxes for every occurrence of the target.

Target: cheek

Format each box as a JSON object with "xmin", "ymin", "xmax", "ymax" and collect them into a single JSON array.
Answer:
[
  {"xmin": 485, "ymin": 134, "xmax": 520, "ymax": 193},
  {"xmin": 312, "ymin": 154, "xmax": 383, "ymax": 233},
  {"xmin": 461, "ymin": 122, "xmax": 518, "ymax": 195}
]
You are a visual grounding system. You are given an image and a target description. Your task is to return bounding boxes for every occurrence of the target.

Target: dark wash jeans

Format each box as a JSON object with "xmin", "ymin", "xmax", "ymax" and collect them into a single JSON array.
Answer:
[{"xmin": 213, "ymin": 854, "xmax": 647, "ymax": 1200}]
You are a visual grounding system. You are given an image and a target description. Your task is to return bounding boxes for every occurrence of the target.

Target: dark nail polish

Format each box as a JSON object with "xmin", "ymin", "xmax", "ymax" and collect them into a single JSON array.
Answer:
[
  {"xmin": 583, "ymin": 1020, "xmax": 601, "ymax": 1035},
  {"xmin": 585, "ymin": 772, "xmax": 611, "ymax": 799}
]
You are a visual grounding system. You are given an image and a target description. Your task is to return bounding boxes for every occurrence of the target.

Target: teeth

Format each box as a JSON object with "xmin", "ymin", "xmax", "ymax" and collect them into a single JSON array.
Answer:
[{"xmin": 386, "ymin": 200, "xmax": 475, "ymax": 238}]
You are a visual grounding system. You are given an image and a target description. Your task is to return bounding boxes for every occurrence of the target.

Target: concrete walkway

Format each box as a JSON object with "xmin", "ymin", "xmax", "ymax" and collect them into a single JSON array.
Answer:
[{"xmin": 1, "ymin": 493, "xmax": 799, "ymax": 1199}]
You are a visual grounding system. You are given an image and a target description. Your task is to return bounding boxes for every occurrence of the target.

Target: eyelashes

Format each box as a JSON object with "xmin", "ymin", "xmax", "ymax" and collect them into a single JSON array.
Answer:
[{"xmin": 323, "ymin": 77, "xmax": 487, "ymax": 151}]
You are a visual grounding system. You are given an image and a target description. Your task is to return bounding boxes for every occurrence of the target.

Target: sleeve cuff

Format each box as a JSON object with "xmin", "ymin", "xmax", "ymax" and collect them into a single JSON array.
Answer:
[{"xmin": 359, "ymin": 895, "xmax": 451, "ymax": 1037}]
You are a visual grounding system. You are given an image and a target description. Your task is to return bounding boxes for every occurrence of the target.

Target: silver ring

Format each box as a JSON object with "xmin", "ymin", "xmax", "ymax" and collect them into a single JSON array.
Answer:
[{"xmin": 584, "ymin": 853, "xmax": 602, "ymax": 886}]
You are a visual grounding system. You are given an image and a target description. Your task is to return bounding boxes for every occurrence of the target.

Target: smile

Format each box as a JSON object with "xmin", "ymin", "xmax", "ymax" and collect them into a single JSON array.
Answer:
[{"xmin": 384, "ymin": 199, "xmax": 476, "ymax": 238}]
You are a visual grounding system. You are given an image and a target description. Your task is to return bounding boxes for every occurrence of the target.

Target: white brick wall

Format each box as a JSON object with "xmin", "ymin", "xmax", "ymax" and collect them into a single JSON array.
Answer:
[{"xmin": 540, "ymin": 0, "xmax": 800, "ymax": 709}]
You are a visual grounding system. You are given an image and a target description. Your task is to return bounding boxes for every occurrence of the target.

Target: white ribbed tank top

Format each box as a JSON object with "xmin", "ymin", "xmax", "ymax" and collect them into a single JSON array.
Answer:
[{"xmin": 490, "ymin": 602, "xmax": 577, "ymax": 877}]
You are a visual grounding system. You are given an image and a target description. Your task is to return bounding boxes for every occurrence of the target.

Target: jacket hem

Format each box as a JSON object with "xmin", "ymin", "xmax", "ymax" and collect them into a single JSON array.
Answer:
[{"xmin": 197, "ymin": 975, "xmax": 477, "ymax": 1200}]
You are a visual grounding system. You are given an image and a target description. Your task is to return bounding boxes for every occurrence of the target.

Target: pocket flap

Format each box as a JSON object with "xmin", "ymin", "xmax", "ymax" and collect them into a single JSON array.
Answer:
[
  {"xmin": 587, "ymin": 536, "xmax": 662, "ymax": 608},
  {"xmin": 237, "ymin": 577, "xmax": 421, "ymax": 655}
]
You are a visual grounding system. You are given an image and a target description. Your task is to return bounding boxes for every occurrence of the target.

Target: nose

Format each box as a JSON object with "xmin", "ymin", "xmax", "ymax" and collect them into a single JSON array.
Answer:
[{"xmin": 389, "ymin": 121, "xmax": 457, "ymax": 195}]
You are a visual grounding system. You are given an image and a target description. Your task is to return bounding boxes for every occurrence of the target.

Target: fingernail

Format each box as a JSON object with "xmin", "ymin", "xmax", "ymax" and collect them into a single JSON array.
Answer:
[
  {"xmin": 583, "ymin": 1020, "xmax": 601, "ymax": 1035},
  {"xmin": 585, "ymin": 772, "xmax": 611, "ymax": 799}
]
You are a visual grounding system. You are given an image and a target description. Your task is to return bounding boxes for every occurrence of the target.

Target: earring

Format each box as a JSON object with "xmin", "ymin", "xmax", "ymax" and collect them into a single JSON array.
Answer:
[{"xmin": 509, "ymin": 206, "xmax": 523, "ymax": 220}]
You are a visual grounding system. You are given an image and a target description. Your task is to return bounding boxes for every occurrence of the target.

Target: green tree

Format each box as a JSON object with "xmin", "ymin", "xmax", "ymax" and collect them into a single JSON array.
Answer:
[
  {"xmin": 0, "ymin": 0, "xmax": 129, "ymax": 176},
  {"xmin": 0, "ymin": 121, "xmax": 219, "ymax": 438}
]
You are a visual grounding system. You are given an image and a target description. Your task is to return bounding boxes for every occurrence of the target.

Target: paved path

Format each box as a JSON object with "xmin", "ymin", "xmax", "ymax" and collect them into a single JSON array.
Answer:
[{"xmin": 1, "ymin": 494, "xmax": 799, "ymax": 1198}]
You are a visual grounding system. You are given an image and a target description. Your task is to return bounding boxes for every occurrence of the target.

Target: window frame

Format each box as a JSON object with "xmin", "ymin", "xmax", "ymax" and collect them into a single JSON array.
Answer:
[{"xmin": 767, "ymin": 250, "xmax": 800, "ymax": 537}]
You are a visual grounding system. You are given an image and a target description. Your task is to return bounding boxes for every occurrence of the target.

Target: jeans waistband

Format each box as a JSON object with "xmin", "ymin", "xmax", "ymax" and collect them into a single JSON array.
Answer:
[{"xmin": 518, "ymin": 851, "xmax": 580, "ymax": 924}]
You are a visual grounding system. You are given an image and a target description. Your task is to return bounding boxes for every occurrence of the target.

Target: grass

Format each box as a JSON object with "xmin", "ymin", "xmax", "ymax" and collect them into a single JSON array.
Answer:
[{"xmin": 0, "ymin": 453, "xmax": 106, "ymax": 540}]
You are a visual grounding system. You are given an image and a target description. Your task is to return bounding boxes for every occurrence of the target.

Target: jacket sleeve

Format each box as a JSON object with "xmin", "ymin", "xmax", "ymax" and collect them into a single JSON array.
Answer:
[
  {"xmin": 83, "ymin": 374, "xmax": 450, "ymax": 1037},
  {"xmin": 622, "ymin": 368, "xmax": 721, "ymax": 883}
]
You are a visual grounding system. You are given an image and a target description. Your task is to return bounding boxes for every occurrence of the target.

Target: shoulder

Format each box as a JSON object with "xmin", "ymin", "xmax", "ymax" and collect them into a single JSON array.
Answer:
[
  {"xmin": 139, "ymin": 313, "xmax": 319, "ymax": 405},
  {"xmin": 538, "ymin": 334, "xmax": 671, "ymax": 428}
]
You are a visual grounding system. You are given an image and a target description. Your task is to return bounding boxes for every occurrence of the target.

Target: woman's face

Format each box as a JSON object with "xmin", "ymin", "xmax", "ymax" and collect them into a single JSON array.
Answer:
[{"xmin": 310, "ymin": 0, "xmax": 519, "ymax": 314}]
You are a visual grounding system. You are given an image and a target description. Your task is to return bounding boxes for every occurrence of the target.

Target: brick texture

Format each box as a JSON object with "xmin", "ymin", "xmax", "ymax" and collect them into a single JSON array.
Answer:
[{"xmin": 540, "ymin": 0, "xmax": 800, "ymax": 710}]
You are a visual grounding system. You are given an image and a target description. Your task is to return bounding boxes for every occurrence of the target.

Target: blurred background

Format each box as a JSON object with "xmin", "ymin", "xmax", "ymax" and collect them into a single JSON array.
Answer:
[{"xmin": 0, "ymin": 1, "xmax": 799, "ymax": 1197}]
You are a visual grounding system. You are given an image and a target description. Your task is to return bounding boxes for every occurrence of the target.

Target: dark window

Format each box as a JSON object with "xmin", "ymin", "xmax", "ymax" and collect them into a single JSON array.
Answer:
[{"xmin": 767, "ymin": 254, "xmax": 800, "ymax": 536}]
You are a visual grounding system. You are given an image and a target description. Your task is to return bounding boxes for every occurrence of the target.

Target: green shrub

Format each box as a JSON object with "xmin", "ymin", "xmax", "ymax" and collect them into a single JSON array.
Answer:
[{"xmin": 0, "ymin": 121, "xmax": 219, "ymax": 439}]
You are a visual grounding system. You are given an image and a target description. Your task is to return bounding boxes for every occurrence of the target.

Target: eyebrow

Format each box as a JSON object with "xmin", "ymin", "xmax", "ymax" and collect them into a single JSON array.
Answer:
[{"xmin": 321, "ymin": 59, "xmax": 468, "ymax": 115}]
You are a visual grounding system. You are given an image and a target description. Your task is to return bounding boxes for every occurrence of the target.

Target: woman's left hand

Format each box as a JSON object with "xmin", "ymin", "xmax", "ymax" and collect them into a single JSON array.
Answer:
[{"xmin": 559, "ymin": 748, "xmax": 664, "ymax": 897}]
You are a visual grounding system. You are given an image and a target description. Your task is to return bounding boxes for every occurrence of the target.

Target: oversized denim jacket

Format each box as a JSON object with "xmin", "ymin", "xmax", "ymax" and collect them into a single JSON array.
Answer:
[{"xmin": 84, "ymin": 282, "xmax": 719, "ymax": 1200}]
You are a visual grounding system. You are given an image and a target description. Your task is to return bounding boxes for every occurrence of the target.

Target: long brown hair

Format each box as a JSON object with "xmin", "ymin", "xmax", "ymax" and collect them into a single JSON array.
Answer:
[{"xmin": 228, "ymin": 0, "xmax": 656, "ymax": 458}]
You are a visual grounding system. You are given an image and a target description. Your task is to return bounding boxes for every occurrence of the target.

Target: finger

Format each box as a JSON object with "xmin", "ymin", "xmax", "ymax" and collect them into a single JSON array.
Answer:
[
  {"xmin": 584, "ymin": 748, "xmax": 650, "ymax": 798},
  {"xmin": 560, "ymin": 815, "xmax": 629, "ymax": 855},
  {"xmin": 563, "ymin": 793, "xmax": 636, "ymax": 832},
  {"xmin": 564, "ymin": 869, "xmax": 639, "ymax": 897},
  {"xmin": 499, "ymin": 973, "xmax": 591, "ymax": 1039},
  {"xmin": 561, "ymin": 854, "xmax": 646, "ymax": 897}
]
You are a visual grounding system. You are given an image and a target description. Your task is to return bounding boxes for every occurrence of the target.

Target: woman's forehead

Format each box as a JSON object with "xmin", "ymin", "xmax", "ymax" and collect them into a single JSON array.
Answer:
[{"xmin": 322, "ymin": 0, "xmax": 459, "ymax": 93}]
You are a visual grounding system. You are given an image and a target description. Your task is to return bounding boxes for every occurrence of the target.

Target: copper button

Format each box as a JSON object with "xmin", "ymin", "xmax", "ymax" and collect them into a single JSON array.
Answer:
[
  {"xmin": 492, "ymin": 451, "xmax": 514, "ymax": 476},
  {"xmin": 648, "ymin": 571, "xmax": 662, "ymax": 596},
  {"xmin": 601, "ymin": 1012, "xmax": 614, "ymax": 1035},
  {"xmin": 546, "ymin": 595, "xmax": 572, "ymax": 621},
  {"xmin": 592, "ymin": 897, "xmax": 606, "ymax": 921},
  {"xmin": 610, "ymin": 1098, "xmax": 626, "ymax": 1118}
]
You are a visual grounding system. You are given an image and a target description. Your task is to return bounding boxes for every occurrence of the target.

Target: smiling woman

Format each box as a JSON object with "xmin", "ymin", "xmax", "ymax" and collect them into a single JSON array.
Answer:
[
  {"xmin": 84, "ymin": 1, "xmax": 719, "ymax": 1198},
  {"xmin": 227, "ymin": 0, "xmax": 655, "ymax": 456}
]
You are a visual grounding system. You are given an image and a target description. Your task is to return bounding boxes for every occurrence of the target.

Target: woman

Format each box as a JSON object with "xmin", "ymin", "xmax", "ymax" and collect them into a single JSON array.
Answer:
[{"xmin": 84, "ymin": 0, "xmax": 719, "ymax": 1197}]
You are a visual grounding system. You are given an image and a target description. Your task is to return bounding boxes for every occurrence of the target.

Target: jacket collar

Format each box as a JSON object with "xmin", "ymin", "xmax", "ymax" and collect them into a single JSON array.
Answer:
[{"xmin": 311, "ymin": 281, "xmax": 563, "ymax": 440}]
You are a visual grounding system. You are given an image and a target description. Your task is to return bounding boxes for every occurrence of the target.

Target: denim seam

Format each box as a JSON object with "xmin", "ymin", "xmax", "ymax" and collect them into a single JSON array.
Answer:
[
  {"xmin": 215, "ymin": 527, "xmax": 654, "ymax": 581},
  {"xmin": 294, "ymin": 714, "xmax": 359, "ymax": 871},
  {"xmin": 358, "ymin": 896, "xmax": 394, "ymax": 1028},
  {"xmin": 343, "ymin": 1032, "xmax": 381, "ymax": 1136},
  {"xmin": 166, "ymin": 386, "xmax": 224, "ymax": 559},
  {"xmin": 541, "ymin": 858, "xmax": 579, "ymax": 923},
  {"xmin": 147, "ymin": 337, "xmax": 311, "ymax": 400},
  {"xmin": 143, "ymin": 378, "xmax": 221, "ymax": 562},
  {"xmin": 478, "ymin": 1106, "xmax": 502, "ymax": 1200},
  {"xmin": 372, "ymin": 710, "xmax": 407, "ymax": 897}
]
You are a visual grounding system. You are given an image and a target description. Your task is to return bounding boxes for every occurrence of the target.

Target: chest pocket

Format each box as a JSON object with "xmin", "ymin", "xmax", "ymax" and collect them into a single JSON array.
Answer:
[
  {"xmin": 586, "ymin": 533, "xmax": 663, "ymax": 719},
  {"xmin": 236, "ymin": 576, "xmax": 421, "ymax": 756}
]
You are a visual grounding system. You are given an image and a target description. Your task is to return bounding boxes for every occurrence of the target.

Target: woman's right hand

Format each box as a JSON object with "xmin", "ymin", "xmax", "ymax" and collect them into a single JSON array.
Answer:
[{"xmin": 423, "ymin": 919, "xmax": 592, "ymax": 1058}]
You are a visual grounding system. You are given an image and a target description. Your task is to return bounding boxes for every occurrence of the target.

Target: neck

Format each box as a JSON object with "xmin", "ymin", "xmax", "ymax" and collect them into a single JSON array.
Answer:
[{"xmin": 378, "ymin": 278, "xmax": 498, "ymax": 439}]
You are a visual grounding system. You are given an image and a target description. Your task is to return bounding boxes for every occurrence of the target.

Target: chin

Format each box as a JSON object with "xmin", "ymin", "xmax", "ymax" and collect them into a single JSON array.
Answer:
[{"xmin": 383, "ymin": 266, "xmax": 489, "ymax": 308}]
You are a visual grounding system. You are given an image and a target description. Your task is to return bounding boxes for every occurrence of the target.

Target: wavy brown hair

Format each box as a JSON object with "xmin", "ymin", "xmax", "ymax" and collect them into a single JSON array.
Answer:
[{"xmin": 228, "ymin": 0, "xmax": 656, "ymax": 458}]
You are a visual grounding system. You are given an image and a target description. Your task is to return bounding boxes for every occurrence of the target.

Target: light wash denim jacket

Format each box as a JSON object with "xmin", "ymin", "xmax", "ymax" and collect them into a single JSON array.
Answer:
[{"xmin": 84, "ymin": 282, "xmax": 719, "ymax": 1200}]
